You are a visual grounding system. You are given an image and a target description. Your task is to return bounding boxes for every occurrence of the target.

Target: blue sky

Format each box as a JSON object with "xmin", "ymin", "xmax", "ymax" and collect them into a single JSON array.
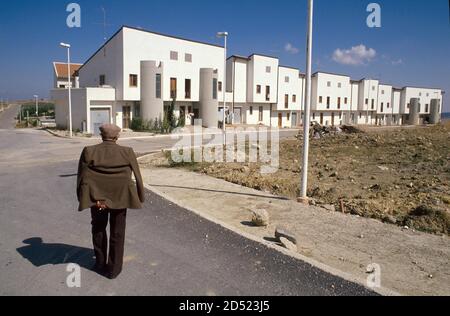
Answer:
[{"xmin": 0, "ymin": 0, "xmax": 449, "ymax": 111}]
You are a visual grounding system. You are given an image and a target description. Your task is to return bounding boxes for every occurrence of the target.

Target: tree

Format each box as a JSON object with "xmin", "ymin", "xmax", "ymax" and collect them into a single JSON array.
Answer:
[{"xmin": 163, "ymin": 98, "xmax": 177, "ymax": 133}]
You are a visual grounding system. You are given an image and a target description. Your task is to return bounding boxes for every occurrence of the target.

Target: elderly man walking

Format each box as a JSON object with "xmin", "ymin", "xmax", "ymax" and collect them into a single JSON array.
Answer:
[{"xmin": 77, "ymin": 124, "xmax": 145, "ymax": 279}]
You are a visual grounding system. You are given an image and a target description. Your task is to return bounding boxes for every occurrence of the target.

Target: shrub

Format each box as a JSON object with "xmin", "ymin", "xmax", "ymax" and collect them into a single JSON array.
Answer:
[{"xmin": 131, "ymin": 117, "xmax": 144, "ymax": 131}]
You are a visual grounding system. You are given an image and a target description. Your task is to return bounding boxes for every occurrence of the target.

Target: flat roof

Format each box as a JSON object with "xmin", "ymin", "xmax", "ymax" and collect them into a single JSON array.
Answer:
[
  {"xmin": 227, "ymin": 55, "xmax": 250, "ymax": 61},
  {"xmin": 313, "ymin": 71, "xmax": 351, "ymax": 78},
  {"xmin": 249, "ymin": 53, "xmax": 279, "ymax": 60},
  {"xmin": 279, "ymin": 65, "xmax": 300, "ymax": 71}
]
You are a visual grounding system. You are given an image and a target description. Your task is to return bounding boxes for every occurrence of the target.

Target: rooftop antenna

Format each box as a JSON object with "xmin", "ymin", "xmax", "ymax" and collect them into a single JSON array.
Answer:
[
  {"xmin": 101, "ymin": 7, "xmax": 107, "ymax": 42},
  {"xmin": 94, "ymin": 7, "xmax": 112, "ymax": 42}
]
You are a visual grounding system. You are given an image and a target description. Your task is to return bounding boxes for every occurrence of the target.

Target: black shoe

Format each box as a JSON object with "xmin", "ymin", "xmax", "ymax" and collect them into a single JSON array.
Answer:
[
  {"xmin": 105, "ymin": 268, "xmax": 122, "ymax": 280},
  {"xmin": 105, "ymin": 272, "xmax": 120, "ymax": 280}
]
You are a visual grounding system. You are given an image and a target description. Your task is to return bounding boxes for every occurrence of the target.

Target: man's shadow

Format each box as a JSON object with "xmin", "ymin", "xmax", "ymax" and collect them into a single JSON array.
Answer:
[{"xmin": 17, "ymin": 238, "xmax": 100, "ymax": 275}]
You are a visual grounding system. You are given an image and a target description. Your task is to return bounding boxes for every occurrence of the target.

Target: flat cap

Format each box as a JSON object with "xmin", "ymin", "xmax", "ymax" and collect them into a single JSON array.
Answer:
[{"xmin": 100, "ymin": 124, "xmax": 121, "ymax": 140}]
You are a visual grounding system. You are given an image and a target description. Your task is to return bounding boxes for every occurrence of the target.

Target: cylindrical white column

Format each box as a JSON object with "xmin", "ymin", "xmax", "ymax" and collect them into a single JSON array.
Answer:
[
  {"xmin": 408, "ymin": 98, "xmax": 420, "ymax": 126},
  {"xmin": 199, "ymin": 68, "xmax": 219, "ymax": 128},
  {"xmin": 141, "ymin": 61, "xmax": 164, "ymax": 122}
]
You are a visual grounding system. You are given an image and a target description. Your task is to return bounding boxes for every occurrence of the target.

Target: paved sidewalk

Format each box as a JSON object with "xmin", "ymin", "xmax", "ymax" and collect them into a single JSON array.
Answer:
[{"xmin": 139, "ymin": 157, "xmax": 450, "ymax": 296}]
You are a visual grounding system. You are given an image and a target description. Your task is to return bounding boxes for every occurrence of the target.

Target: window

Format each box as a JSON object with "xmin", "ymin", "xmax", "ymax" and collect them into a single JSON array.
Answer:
[
  {"xmin": 372, "ymin": 86, "xmax": 375, "ymax": 91},
  {"xmin": 426, "ymin": 93, "xmax": 429, "ymax": 97},
  {"xmin": 156, "ymin": 74, "xmax": 162, "ymax": 99},
  {"xmin": 365, "ymin": 98, "xmax": 369, "ymax": 105},
  {"xmin": 285, "ymin": 76, "xmax": 290, "ymax": 83},
  {"xmin": 170, "ymin": 51, "xmax": 178, "ymax": 61},
  {"xmin": 344, "ymin": 97, "xmax": 348, "ymax": 104},
  {"xmin": 326, "ymin": 97, "xmax": 330, "ymax": 109},
  {"xmin": 381, "ymin": 90, "xmax": 385, "ymax": 95},
  {"xmin": 337, "ymin": 97, "xmax": 341, "ymax": 109},
  {"xmin": 256, "ymin": 85, "xmax": 262, "ymax": 94},
  {"xmin": 381, "ymin": 102, "xmax": 384, "ymax": 112},
  {"xmin": 129, "ymin": 74, "xmax": 138, "ymax": 87},
  {"xmin": 250, "ymin": 106, "xmax": 253, "ymax": 115},
  {"xmin": 371, "ymin": 99, "xmax": 375, "ymax": 109},
  {"xmin": 425, "ymin": 104, "xmax": 429, "ymax": 112},
  {"xmin": 170, "ymin": 78, "xmax": 177, "ymax": 99},
  {"xmin": 338, "ymin": 83, "xmax": 342, "ymax": 88},
  {"xmin": 387, "ymin": 102, "xmax": 390, "ymax": 109},
  {"xmin": 259, "ymin": 106, "xmax": 264, "ymax": 121},
  {"xmin": 134, "ymin": 102, "xmax": 141, "ymax": 118},
  {"xmin": 327, "ymin": 81, "xmax": 331, "ymax": 87},
  {"xmin": 99, "ymin": 74, "xmax": 106, "ymax": 86},
  {"xmin": 265, "ymin": 86, "xmax": 270, "ymax": 101},
  {"xmin": 419, "ymin": 92, "xmax": 422, "ymax": 97},
  {"xmin": 285, "ymin": 94, "xmax": 289, "ymax": 109},
  {"xmin": 407, "ymin": 103, "xmax": 410, "ymax": 109},
  {"xmin": 185, "ymin": 79, "xmax": 191, "ymax": 99},
  {"xmin": 266, "ymin": 66, "xmax": 271, "ymax": 73},
  {"xmin": 292, "ymin": 95, "xmax": 297, "ymax": 103},
  {"xmin": 185, "ymin": 53, "xmax": 192, "ymax": 63},
  {"xmin": 319, "ymin": 96, "xmax": 323, "ymax": 104},
  {"xmin": 212, "ymin": 78, "xmax": 218, "ymax": 100},
  {"xmin": 312, "ymin": 113, "xmax": 316, "ymax": 120},
  {"xmin": 287, "ymin": 113, "xmax": 291, "ymax": 121},
  {"xmin": 218, "ymin": 81, "xmax": 223, "ymax": 92}
]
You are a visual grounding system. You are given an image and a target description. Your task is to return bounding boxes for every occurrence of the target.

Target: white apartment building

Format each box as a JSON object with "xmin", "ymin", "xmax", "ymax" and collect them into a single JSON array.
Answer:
[
  {"xmin": 51, "ymin": 25, "xmax": 444, "ymax": 134},
  {"xmin": 52, "ymin": 26, "xmax": 226, "ymax": 134},
  {"xmin": 311, "ymin": 72, "xmax": 352, "ymax": 127}
]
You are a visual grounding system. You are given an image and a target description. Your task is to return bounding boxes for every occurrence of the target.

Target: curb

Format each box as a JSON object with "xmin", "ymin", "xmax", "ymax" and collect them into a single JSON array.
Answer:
[
  {"xmin": 42, "ymin": 128, "xmax": 73, "ymax": 139},
  {"xmin": 43, "ymin": 128, "xmax": 301, "ymax": 141},
  {"xmin": 137, "ymin": 153, "xmax": 401, "ymax": 297}
]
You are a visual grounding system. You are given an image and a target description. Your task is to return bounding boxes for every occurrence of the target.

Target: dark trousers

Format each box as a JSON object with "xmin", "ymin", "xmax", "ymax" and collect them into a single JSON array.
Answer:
[{"xmin": 91, "ymin": 208, "xmax": 127, "ymax": 277}]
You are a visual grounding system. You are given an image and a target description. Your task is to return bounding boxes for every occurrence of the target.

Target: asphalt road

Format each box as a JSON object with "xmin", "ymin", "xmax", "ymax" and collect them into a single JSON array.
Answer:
[{"xmin": 0, "ymin": 105, "xmax": 375, "ymax": 296}]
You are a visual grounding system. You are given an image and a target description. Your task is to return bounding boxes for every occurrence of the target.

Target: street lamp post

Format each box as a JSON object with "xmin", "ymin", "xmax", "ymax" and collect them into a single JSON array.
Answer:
[
  {"xmin": 34, "ymin": 95, "xmax": 39, "ymax": 117},
  {"xmin": 60, "ymin": 43, "xmax": 73, "ymax": 138},
  {"xmin": 217, "ymin": 32, "xmax": 228, "ymax": 134},
  {"xmin": 299, "ymin": 0, "xmax": 314, "ymax": 202}
]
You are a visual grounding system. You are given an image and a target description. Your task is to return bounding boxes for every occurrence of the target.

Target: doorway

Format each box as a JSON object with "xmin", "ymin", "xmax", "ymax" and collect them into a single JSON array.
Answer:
[
  {"xmin": 180, "ymin": 106, "xmax": 186, "ymax": 126},
  {"xmin": 278, "ymin": 113, "xmax": 283, "ymax": 128},
  {"xmin": 291, "ymin": 112, "xmax": 297, "ymax": 127},
  {"xmin": 123, "ymin": 106, "xmax": 131, "ymax": 129}
]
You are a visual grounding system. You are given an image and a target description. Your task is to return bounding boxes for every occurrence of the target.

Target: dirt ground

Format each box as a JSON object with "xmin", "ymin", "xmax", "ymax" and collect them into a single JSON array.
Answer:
[{"xmin": 165, "ymin": 122, "xmax": 450, "ymax": 236}]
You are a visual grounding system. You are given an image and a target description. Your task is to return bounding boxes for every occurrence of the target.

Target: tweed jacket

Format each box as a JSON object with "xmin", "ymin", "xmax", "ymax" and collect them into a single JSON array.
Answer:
[{"xmin": 77, "ymin": 141, "xmax": 145, "ymax": 211}]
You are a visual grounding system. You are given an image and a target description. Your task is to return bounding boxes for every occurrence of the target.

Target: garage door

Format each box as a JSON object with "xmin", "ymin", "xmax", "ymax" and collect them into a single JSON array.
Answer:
[{"xmin": 90, "ymin": 108, "xmax": 111, "ymax": 136}]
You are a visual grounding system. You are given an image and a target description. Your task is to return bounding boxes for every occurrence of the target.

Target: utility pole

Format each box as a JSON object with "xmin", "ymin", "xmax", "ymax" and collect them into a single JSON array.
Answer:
[
  {"xmin": 299, "ymin": 0, "xmax": 314, "ymax": 203},
  {"xmin": 217, "ymin": 31, "xmax": 229, "ymax": 143},
  {"xmin": 60, "ymin": 43, "xmax": 73, "ymax": 138},
  {"xmin": 366, "ymin": 79, "xmax": 371, "ymax": 125}
]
